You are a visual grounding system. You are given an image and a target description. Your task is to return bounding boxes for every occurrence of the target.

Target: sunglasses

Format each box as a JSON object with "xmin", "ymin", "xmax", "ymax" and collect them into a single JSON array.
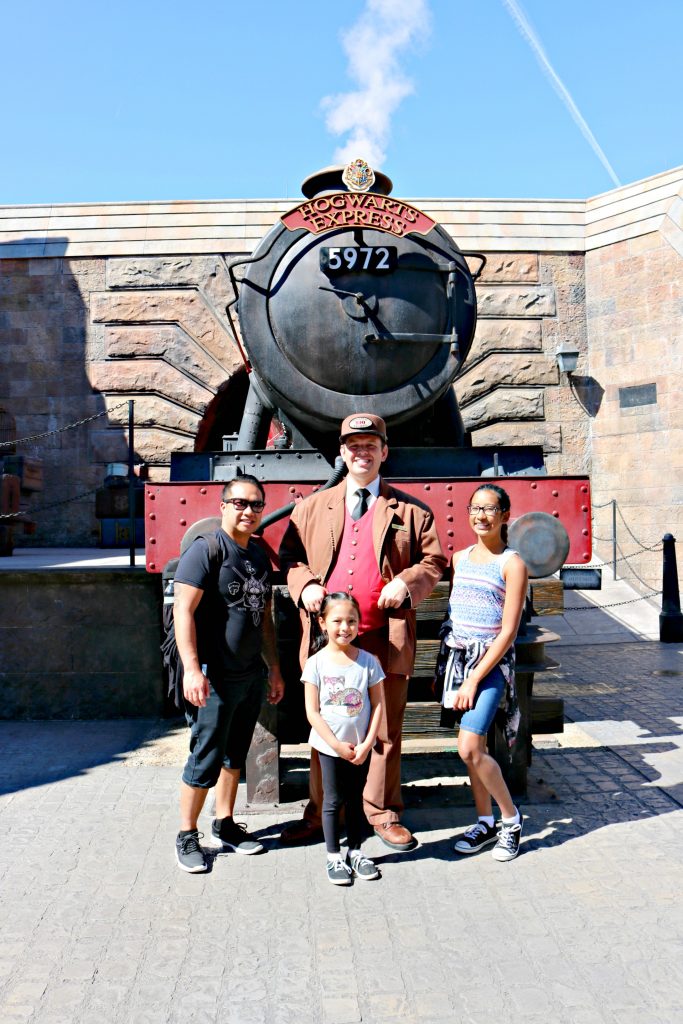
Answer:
[{"xmin": 222, "ymin": 498, "xmax": 266, "ymax": 512}]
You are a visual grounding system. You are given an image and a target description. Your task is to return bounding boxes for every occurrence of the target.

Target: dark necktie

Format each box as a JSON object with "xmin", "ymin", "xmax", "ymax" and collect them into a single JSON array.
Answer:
[{"xmin": 352, "ymin": 488, "xmax": 369, "ymax": 521}]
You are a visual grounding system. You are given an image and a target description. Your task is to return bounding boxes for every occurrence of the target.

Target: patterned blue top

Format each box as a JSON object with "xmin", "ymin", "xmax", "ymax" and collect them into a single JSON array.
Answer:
[{"xmin": 447, "ymin": 546, "xmax": 517, "ymax": 644}]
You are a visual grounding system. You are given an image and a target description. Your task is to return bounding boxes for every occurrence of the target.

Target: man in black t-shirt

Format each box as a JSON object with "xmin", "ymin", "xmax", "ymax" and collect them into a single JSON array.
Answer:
[{"xmin": 173, "ymin": 475, "xmax": 284, "ymax": 873}]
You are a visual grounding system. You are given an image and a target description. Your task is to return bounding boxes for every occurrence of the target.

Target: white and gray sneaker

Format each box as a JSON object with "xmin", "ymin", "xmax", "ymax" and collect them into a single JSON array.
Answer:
[
  {"xmin": 349, "ymin": 852, "xmax": 380, "ymax": 880},
  {"xmin": 176, "ymin": 830, "xmax": 208, "ymax": 873},
  {"xmin": 492, "ymin": 819, "xmax": 523, "ymax": 862},
  {"xmin": 453, "ymin": 821, "xmax": 498, "ymax": 855},
  {"xmin": 326, "ymin": 855, "xmax": 353, "ymax": 886}
]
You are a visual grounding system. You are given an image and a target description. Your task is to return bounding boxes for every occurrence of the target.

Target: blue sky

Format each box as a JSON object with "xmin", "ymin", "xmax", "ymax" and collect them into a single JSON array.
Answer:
[{"xmin": 2, "ymin": 0, "xmax": 681, "ymax": 205}]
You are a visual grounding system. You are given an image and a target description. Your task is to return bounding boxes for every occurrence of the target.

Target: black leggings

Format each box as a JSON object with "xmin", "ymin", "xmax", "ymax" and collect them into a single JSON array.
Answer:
[{"xmin": 319, "ymin": 752, "xmax": 370, "ymax": 854}]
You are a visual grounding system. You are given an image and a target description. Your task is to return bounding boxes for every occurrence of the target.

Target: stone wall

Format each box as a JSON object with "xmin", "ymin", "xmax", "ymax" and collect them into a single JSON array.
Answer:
[
  {"xmin": 1, "ymin": 248, "xmax": 591, "ymax": 548},
  {"xmin": 0, "ymin": 257, "xmax": 110, "ymax": 545},
  {"xmin": 456, "ymin": 252, "xmax": 589, "ymax": 478},
  {"xmin": 0, "ymin": 255, "xmax": 245, "ymax": 545},
  {"xmin": 585, "ymin": 230, "xmax": 683, "ymax": 593},
  {"xmin": 0, "ymin": 568, "xmax": 164, "ymax": 718}
]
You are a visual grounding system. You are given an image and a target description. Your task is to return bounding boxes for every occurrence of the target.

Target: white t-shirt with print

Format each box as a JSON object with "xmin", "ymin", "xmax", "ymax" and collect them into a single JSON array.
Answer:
[{"xmin": 302, "ymin": 648, "xmax": 384, "ymax": 758}]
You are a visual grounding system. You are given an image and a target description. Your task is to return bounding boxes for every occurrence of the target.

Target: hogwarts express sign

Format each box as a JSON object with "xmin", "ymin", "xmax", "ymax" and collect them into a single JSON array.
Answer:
[{"xmin": 281, "ymin": 192, "xmax": 436, "ymax": 238}]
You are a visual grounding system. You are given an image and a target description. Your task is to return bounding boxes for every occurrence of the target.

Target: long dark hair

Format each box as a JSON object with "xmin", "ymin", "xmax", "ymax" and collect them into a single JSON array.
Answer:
[
  {"xmin": 469, "ymin": 484, "xmax": 511, "ymax": 546},
  {"xmin": 310, "ymin": 592, "xmax": 361, "ymax": 653}
]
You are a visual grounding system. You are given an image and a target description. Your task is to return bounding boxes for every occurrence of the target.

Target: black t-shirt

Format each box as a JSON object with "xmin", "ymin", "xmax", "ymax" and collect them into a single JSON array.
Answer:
[{"xmin": 174, "ymin": 528, "xmax": 272, "ymax": 682}]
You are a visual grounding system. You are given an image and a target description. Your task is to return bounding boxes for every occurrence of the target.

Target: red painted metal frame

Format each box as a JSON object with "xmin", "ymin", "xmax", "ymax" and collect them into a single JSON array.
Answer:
[{"xmin": 145, "ymin": 476, "xmax": 592, "ymax": 575}]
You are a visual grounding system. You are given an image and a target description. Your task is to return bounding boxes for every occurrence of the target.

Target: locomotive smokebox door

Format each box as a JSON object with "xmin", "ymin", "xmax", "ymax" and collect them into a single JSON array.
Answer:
[{"xmin": 236, "ymin": 164, "xmax": 479, "ymax": 439}]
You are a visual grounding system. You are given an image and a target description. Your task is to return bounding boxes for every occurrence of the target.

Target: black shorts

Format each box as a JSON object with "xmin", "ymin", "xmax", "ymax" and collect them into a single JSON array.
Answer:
[{"xmin": 181, "ymin": 670, "xmax": 266, "ymax": 788}]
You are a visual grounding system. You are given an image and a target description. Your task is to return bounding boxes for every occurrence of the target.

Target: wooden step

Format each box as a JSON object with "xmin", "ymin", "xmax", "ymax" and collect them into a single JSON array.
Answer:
[
  {"xmin": 402, "ymin": 698, "xmax": 564, "ymax": 738},
  {"xmin": 403, "ymin": 701, "xmax": 452, "ymax": 737}
]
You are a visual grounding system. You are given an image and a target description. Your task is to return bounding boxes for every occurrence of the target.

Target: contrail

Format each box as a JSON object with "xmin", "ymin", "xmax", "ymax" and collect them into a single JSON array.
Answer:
[
  {"xmin": 503, "ymin": 0, "xmax": 621, "ymax": 187},
  {"xmin": 322, "ymin": 0, "xmax": 431, "ymax": 169}
]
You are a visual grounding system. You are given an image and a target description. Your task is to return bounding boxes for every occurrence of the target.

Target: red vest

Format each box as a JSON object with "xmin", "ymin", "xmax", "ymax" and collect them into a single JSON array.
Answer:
[{"xmin": 326, "ymin": 506, "xmax": 386, "ymax": 634}]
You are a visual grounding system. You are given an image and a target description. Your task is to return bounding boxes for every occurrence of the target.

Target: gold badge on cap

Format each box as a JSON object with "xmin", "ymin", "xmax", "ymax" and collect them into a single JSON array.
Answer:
[{"xmin": 342, "ymin": 159, "xmax": 375, "ymax": 193}]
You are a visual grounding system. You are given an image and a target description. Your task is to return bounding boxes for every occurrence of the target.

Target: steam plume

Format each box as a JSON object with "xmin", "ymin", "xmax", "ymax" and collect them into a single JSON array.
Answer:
[{"xmin": 322, "ymin": 0, "xmax": 431, "ymax": 169}]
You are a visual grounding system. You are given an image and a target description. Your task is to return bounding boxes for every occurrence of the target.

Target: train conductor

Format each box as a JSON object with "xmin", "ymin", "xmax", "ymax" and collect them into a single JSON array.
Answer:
[{"xmin": 279, "ymin": 412, "xmax": 447, "ymax": 851}]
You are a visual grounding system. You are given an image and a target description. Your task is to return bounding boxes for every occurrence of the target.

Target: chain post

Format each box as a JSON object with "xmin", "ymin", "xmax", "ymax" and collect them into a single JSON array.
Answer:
[
  {"xmin": 611, "ymin": 499, "xmax": 617, "ymax": 581},
  {"xmin": 128, "ymin": 401, "xmax": 135, "ymax": 568},
  {"xmin": 659, "ymin": 534, "xmax": 683, "ymax": 642}
]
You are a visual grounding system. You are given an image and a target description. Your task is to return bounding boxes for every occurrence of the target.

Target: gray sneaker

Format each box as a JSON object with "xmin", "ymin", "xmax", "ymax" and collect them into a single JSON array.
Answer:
[
  {"xmin": 326, "ymin": 855, "xmax": 353, "ymax": 886},
  {"xmin": 349, "ymin": 852, "xmax": 379, "ymax": 880},
  {"xmin": 492, "ymin": 819, "xmax": 523, "ymax": 862},
  {"xmin": 211, "ymin": 817, "xmax": 264, "ymax": 855},
  {"xmin": 176, "ymin": 830, "xmax": 207, "ymax": 873}
]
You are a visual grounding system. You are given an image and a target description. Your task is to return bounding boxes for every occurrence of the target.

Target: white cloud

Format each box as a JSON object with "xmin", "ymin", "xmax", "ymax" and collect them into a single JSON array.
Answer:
[{"xmin": 322, "ymin": 0, "xmax": 431, "ymax": 169}]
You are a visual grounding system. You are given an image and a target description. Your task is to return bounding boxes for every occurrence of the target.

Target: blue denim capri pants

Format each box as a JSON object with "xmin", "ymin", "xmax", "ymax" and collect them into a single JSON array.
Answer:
[{"xmin": 458, "ymin": 665, "xmax": 506, "ymax": 737}]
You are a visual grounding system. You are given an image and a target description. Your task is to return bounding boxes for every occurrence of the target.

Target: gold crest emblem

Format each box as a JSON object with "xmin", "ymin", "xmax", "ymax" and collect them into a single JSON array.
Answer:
[{"xmin": 342, "ymin": 158, "xmax": 375, "ymax": 193}]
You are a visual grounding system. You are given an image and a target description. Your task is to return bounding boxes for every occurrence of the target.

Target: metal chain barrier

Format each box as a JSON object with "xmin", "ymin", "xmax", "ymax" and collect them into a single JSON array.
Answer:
[
  {"xmin": 615, "ymin": 543, "xmax": 661, "ymax": 593},
  {"xmin": 564, "ymin": 592, "xmax": 662, "ymax": 611},
  {"xmin": 564, "ymin": 541, "xmax": 662, "ymax": 571},
  {"xmin": 590, "ymin": 497, "xmax": 667, "ymax": 588},
  {"xmin": 0, "ymin": 488, "xmax": 100, "ymax": 520},
  {"xmin": 0, "ymin": 400, "xmax": 129, "ymax": 450},
  {"xmin": 615, "ymin": 502, "xmax": 661, "ymax": 552}
]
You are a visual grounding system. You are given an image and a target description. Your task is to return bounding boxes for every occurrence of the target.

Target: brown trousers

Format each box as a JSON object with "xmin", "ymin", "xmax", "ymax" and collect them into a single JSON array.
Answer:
[{"xmin": 304, "ymin": 626, "xmax": 410, "ymax": 826}]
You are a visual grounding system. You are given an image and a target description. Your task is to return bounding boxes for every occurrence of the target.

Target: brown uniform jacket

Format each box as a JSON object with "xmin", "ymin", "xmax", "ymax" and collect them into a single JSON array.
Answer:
[{"xmin": 279, "ymin": 478, "xmax": 447, "ymax": 675}]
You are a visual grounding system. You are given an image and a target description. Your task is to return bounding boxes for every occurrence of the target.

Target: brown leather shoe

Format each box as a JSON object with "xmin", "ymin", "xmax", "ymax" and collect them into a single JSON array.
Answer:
[
  {"xmin": 373, "ymin": 822, "xmax": 417, "ymax": 851},
  {"xmin": 279, "ymin": 819, "xmax": 323, "ymax": 846}
]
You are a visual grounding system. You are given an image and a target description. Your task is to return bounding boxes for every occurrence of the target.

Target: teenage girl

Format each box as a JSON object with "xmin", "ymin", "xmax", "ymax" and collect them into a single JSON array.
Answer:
[
  {"xmin": 302, "ymin": 593, "xmax": 384, "ymax": 885},
  {"xmin": 435, "ymin": 485, "xmax": 528, "ymax": 861}
]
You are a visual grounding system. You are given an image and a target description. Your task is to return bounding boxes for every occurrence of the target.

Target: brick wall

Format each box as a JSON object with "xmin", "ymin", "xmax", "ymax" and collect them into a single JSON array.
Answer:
[
  {"xmin": 0, "ymin": 257, "xmax": 114, "ymax": 545},
  {"xmin": 586, "ymin": 232, "xmax": 683, "ymax": 593}
]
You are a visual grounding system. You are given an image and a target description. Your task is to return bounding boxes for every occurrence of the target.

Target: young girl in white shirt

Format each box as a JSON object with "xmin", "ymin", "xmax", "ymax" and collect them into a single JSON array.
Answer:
[{"xmin": 302, "ymin": 593, "xmax": 384, "ymax": 885}]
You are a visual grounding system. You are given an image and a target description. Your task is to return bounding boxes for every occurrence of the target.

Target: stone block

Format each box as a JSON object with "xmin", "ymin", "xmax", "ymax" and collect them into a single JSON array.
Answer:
[
  {"xmin": 467, "ymin": 320, "xmax": 542, "ymax": 360},
  {"xmin": 105, "ymin": 394, "xmax": 201, "ymax": 436},
  {"xmin": 468, "ymin": 253, "xmax": 539, "ymax": 282},
  {"xmin": 28, "ymin": 258, "xmax": 62, "ymax": 276},
  {"xmin": 455, "ymin": 353, "xmax": 558, "ymax": 405},
  {"xmin": 105, "ymin": 325, "xmax": 225, "ymax": 386},
  {"xmin": 0, "ymin": 259, "xmax": 30, "ymax": 275},
  {"xmin": 91, "ymin": 289, "xmax": 241, "ymax": 372},
  {"xmin": 88, "ymin": 360, "xmax": 214, "ymax": 411},
  {"xmin": 105, "ymin": 255, "xmax": 235, "ymax": 332},
  {"xmin": 107, "ymin": 255, "xmax": 204, "ymax": 289},
  {"xmin": 88, "ymin": 428, "xmax": 132, "ymax": 464},
  {"xmin": 628, "ymin": 232, "xmax": 662, "ymax": 256},
  {"xmin": 476, "ymin": 285, "xmax": 556, "ymax": 318},
  {"xmin": 62, "ymin": 326, "xmax": 86, "ymax": 347},
  {"xmin": 461, "ymin": 388, "xmax": 544, "ymax": 430},
  {"xmin": 472, "ymin": 421, "xmax": 562, "ymax": 453},
  {"xmin": 586, "ymin": 297, "xmax": 617, "ymax": 318},
  {"xmin": 119, "ymin": 426, "xmax": 196, "ymax": 466}
]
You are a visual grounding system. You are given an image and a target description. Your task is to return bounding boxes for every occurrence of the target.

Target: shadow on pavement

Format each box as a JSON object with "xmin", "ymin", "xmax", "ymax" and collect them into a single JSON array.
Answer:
[{"xmin": 0, "ymin": 719, "xmax": 181, "ymax": 796}]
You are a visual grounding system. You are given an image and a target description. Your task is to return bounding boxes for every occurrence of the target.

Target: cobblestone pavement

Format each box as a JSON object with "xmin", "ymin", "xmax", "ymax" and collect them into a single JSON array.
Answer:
[{"xmin": 1, "ymin": 641, "xmax": 682, "ymax": 1024}]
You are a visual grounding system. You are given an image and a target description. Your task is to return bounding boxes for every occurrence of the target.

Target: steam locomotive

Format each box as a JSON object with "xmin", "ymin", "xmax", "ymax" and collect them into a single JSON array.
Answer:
[
  {"xmin": 145, "ymin": 160, "xmax": 591, "ymax": 576},
  {"xmin": 144, "ymin": 159, "xmax": 591, "ymax": 765}
]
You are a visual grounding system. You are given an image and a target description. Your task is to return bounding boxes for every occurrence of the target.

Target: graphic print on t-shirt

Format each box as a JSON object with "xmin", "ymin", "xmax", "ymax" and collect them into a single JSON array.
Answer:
[
  {"xmin": 322, "ymin": 676, "xmax": 363, "ymax": 717},
  {"xmin": 225, "ymin": 559, "xmax": 270, "ymax": 625}
]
